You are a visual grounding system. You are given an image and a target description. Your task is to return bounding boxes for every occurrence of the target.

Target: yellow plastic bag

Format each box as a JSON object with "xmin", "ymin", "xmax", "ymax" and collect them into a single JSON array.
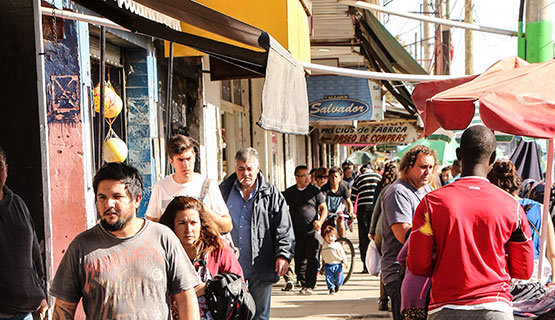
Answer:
[{"xmin": 94, "ymin": 81, "xmax": 123, "ymax": 119}]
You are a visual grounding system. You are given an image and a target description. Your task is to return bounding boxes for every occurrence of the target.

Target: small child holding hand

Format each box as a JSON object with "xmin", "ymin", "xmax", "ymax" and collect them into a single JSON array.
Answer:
[{"xmin": 317, "ymin": 225, "xmax": 348, "ymax": 294}]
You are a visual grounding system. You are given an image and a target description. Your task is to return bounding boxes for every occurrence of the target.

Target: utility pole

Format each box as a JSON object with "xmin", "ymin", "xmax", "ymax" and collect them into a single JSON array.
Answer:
[
  {"xmin": 525, "ymin": 0, "xmax": 553, "ymax": 62},
  {"xmin": 464, "ymin": 0, "xmax": 474, "ymax": 74},
  {"xmin": 423, "ymin": 0, "xmax": 433, "ymax": 72},
  {"xmin": 434, "ymin": 0, "xmax": 450, "ymax": 75}
]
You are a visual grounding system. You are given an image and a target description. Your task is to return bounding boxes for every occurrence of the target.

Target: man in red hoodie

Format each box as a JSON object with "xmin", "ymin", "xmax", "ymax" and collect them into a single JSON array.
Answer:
[{"xmin": 407, "ymin": 125, "xmax": 534, "ymax": 320}]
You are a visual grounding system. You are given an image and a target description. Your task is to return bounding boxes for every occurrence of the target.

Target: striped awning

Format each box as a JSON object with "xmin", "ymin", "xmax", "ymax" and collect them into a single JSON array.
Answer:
[{"xmin": 118, "ymin": 0, "xmax": 181, "ymax": 31}]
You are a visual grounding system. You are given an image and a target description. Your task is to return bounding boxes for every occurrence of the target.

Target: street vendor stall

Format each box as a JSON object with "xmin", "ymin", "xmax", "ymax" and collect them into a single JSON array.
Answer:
[{"xmin": 412, "ymin": 56, "xmax": 555, "ymax": 282}]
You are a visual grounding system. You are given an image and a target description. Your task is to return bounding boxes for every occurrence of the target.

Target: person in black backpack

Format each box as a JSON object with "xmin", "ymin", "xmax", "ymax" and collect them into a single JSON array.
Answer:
[
  {"xmin": 159, "ymin": 196, "xmax": 245, "ymax": 320},
  {"xmin": 205, "ymin": 273, "xmax": 255, "ymax": 320}
]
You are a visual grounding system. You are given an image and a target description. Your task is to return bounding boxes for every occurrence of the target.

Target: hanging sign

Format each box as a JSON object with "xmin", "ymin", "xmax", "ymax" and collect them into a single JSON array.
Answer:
[
  {"xmin": 318, "ymin": 121, "xmax": 420, "ymax": 145},
  {"xmin": 307, "ymin": 75, "xmax": 383, "ymax": 122},
  {"xmin": 310, "ymin": 97, "xmax": 370, "ymax": 120}
]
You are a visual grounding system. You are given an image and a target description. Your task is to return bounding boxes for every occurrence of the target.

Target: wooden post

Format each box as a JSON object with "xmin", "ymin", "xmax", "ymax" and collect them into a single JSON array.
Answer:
[
  {"xmin": 423, "ymin": 0, "xmax": 433, "ymax": 72},
  {"xmin": 464, "ymin": 0, "xmax": 474, "ymax": 74},
  {"xmin": 434, "ymin": 0, "xmax": 450, "ymax": 75}
]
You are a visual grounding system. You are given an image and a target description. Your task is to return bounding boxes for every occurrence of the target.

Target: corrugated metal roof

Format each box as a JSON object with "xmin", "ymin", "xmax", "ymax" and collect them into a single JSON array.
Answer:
[
  {"xmin": 312, "ymin": 0, "xmax": 354, "ymax": 41},
  {"xmin": 311, "ymin": 0, "xmax": 363, "ymax": 66}
]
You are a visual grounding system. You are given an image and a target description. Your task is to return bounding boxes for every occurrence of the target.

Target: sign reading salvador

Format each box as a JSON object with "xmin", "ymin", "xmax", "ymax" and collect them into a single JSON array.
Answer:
[
  {"xmin": 310, "ymin": 98, "xmax": 370, "ymax": 119},
  {"xmin": 318, "ymin": 121, "xmax": 420, "ymax": 145},
  {"xmin": 307, "ymin": 75, "xmax": 378, "ymax": 122}
]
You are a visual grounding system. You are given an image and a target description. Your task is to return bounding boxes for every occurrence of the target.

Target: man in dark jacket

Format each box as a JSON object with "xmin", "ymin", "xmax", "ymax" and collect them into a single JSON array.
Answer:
[
  {"xmin": 220, "ymin": 148, "xmax": 295, "ymax": 320},
  {"xmin": 0, "ymin": 146, "xmax": 48, "ymax": 319}
]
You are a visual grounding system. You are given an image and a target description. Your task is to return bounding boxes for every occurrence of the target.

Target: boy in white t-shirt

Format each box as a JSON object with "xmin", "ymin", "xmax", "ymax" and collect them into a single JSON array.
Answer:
[{"xmin": 145, "ymin": 135, "xmax": 232, "ymax": 233}]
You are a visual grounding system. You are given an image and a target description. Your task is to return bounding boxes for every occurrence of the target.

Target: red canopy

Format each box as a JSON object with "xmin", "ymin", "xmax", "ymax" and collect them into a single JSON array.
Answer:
[{"xmin": 412, "ymin": 56, "xmax": 555, "ymax": 139}]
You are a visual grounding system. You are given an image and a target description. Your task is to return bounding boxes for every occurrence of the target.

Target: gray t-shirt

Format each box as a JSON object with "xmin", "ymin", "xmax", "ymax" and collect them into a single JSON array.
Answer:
[
  {"xmin": 380, "ymin": 179, "xmax": 432, "ymax": 285},
  {"xmin": 50, "ymin": 220, "xmax": 200, "ymax": 320}
]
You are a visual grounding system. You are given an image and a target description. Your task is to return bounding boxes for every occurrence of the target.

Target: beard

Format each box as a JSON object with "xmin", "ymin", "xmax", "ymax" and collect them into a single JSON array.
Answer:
[{"xmin": 100, "ymin": 211, "xmax": 132, "ymax": 232}]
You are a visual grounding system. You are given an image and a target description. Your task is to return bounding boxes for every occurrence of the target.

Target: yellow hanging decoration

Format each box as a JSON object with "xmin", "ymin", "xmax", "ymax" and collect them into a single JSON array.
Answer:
[
  {"xmin": 103, "ymin": 131, "xmax": 128, "ymax": 163},
  {"xmin": 94, "ymin": 81, "xmax": 123, "ymax": 119}
]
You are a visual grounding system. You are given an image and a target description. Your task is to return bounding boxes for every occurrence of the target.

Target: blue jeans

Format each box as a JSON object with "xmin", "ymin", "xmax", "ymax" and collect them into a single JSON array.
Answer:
[
  {"xmin": 0, "ymin": 313, "xmax": 33, "ymax": 320},
  {"xmin": 247, "ymin": 277, "xmax": 273, "ymax": 320},
  {"xmin": 385, "ymin": 280, "xmax": 402, "ymax": 320},
  {"xmin": 324, "ymin": 263, "xmax": 344, "ymax": 290}
]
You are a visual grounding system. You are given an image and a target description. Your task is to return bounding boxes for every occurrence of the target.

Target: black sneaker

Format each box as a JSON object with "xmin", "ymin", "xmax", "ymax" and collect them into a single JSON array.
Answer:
[
  {"xmin": 334, "ymin": 286, "xmax": 339, "ymax": 293},
  {"xmin": 329, "ymin": 289, "xmax": 335, "ymax": 295},
  {"xmin": 378, "ymin": 299, "xmax": 389, "ymax": 311},
  {"xmin": 281, "ymin": 281, "xmax": 293, "ymax": 291}
]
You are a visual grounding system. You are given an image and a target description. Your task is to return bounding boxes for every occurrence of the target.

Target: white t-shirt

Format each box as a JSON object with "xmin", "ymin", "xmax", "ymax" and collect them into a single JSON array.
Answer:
[{"xmin": 145, "ymin": 173, "xmax": 229, "ymax": 220}]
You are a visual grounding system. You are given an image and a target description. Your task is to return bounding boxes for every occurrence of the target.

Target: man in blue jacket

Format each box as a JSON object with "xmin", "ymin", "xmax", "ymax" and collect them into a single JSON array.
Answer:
[{"xmin": 220, "ymin": 148, "xmax": 295, "ymax": 320}]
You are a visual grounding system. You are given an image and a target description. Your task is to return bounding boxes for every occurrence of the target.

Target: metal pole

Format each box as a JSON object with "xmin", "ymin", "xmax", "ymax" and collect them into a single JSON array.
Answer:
[
  {"xmin": 165, "ymin": 42, "xmax": 174, "ymax": 175},
  {"xmin": 338, "ymin": 0, "xmax": 518, "ymax": 36},
  {"xmin": 525, "ymin": 0, "xmax": 553, "ymax": 62},
  {"xmin": 518, "ymin": 0, "xmax": 526, "ymax": 59},
  {"xmin": 538, "ymin": 138, "xmax": 554, "ymax": 281},
  {"xmin": 465, "ymin": 0, "xmax": 474, "ymax": 75},
  {"xmin": 300, "ymin": 62, "xmax": 460, "ymax": 81},
  {"xmin": 33, "ymin": 0, "xmax": 54, "ymax": 313},
  {"xmin": 40, "ymin": 7, "xmax": 128, "ymax": 31},
  {"xmin": 98, "ymin": 26, "xmax": 106, "ymax": 167}
]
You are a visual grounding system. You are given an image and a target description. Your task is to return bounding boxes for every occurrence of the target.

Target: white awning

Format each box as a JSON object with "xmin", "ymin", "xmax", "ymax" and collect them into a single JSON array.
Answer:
[{"xmin": 118, "ymin": 0, "xmax": 181, "ymax": 31}]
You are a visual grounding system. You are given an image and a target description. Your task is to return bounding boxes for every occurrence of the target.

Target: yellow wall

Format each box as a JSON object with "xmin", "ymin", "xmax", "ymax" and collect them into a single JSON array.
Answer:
[
  {"xmin": 171, "ymin": 0, "xmax": 311, "ymax": 62},
  {"xmin": 287, "ymin": 0, "xmax": 311, "ymax": 63}
]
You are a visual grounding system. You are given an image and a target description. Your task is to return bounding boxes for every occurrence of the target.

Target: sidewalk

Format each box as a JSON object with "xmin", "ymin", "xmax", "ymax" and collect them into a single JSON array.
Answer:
[{"xmin": 270, "ymin": 223, "xmax": 392, "ymax": 319}]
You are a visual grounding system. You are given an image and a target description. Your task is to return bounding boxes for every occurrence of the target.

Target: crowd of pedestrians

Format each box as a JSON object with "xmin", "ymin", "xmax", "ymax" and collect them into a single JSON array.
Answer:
[{"xmin": 4, "ymin": 124, "xmax": 555, "ymax": 320}]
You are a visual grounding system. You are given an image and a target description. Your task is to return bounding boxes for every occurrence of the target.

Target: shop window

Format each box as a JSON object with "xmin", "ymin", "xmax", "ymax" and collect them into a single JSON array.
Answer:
[
  {"xmin": 221, "ymin": 80, "xmax": 232, "ymax": 102},
  {"xmin": 221, "ymin": 79, "xmax": 244, "ymax": 107}
]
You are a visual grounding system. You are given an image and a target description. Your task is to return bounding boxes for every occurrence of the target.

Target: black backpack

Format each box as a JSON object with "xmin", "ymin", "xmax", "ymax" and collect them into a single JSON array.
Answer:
[{"xmin": 204, "ymin": 273, "xmax": 255, "ymax": 320}]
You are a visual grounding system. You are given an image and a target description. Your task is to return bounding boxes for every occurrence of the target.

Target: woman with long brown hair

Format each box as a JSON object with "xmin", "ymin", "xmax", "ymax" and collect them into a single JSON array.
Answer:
[
  {"xmin": 159, "ymin": 196, "xmax": 243, "ymax": 319},
  {"xmin": 488, "ymin": 159, "xmax": 555, "ymax": 283}
]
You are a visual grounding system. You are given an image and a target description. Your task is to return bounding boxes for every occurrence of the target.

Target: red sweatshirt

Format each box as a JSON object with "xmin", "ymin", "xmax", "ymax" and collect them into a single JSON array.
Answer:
[{"xmin": 407, "ymin": 177, "xmax": 534, "ymax": 311}]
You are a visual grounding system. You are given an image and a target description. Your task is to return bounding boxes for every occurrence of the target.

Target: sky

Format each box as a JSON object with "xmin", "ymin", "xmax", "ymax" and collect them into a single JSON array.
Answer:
[{"xmin": 383, "ymin": 0, "xmax": 522, "ymax": 76}]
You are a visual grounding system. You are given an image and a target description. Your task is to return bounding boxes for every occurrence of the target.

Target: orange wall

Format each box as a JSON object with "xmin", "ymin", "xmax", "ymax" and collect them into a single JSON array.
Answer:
[{"xmin": 48, "ymin": 123, "xmax": 88, "ymax": 269}]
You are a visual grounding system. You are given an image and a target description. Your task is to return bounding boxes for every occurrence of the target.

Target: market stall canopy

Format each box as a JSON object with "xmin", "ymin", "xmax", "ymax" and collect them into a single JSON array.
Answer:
[
  {"xmin": 412, "ymin": 56, "xmax": 555, "ymax": 139},
  {"xmin": 351, "ymin": 8, "xmax": 428, "ymax": 116},
  {"xmin": 73, "ymin": 0, "xmax": 309, "ymax": 135},
  {"xmin": 411, "ymin": 56, "xmax": 555, "ymax": 282},
  {"xmin": 346, "ymin": 151, "xmax": 374, "ymax": 165}
]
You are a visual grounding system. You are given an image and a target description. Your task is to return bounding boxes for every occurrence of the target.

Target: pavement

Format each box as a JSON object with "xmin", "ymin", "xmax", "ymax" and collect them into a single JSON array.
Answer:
[{"xmin": 270, "ymin": 223, "xmax": 393, "ymax": 320}]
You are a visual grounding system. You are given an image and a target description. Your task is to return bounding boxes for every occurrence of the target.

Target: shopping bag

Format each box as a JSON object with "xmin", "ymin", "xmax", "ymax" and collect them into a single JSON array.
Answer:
[{"xmin": 366, "ymin": 240, "xmax": 381, "ymax": 275}]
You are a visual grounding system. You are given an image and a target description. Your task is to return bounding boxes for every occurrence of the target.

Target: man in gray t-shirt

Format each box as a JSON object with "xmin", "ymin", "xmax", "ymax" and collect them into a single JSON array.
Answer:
[
  {"xmin": 380, "ymin": 146, "xmax": 436, "ymax": 320},
  {"xmin": 50, "ymin": 163, "xmax": 200, "ymax": 320}
]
